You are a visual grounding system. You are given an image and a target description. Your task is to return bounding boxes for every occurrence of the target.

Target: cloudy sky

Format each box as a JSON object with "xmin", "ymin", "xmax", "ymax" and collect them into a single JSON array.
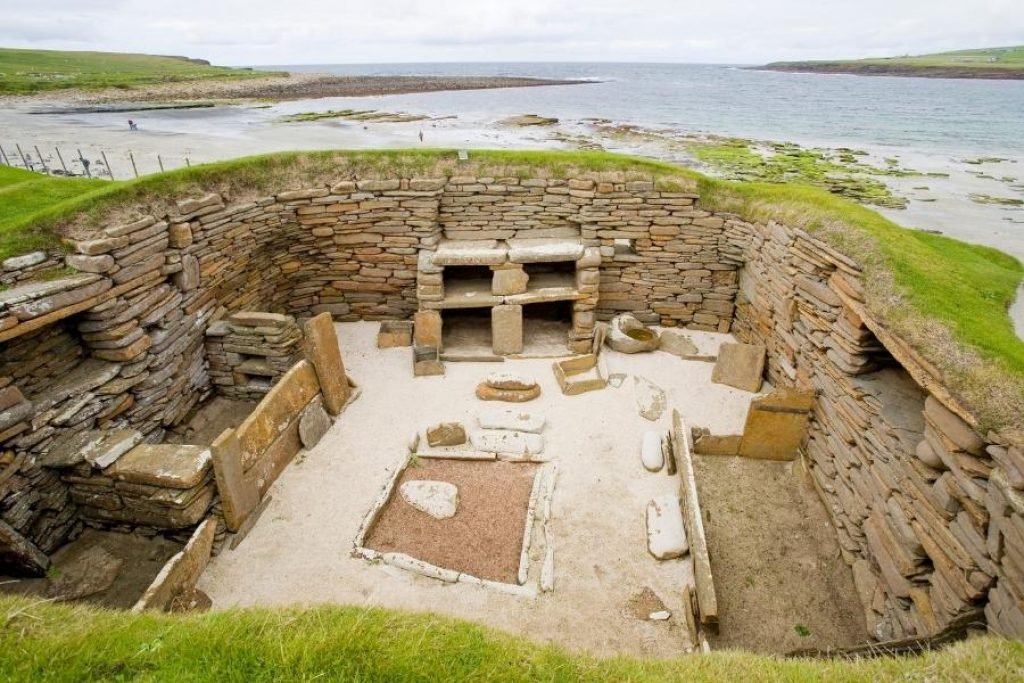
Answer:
[{"xmin": 1, "ymin": 0, "xmax": 1022, "ymax": 65}]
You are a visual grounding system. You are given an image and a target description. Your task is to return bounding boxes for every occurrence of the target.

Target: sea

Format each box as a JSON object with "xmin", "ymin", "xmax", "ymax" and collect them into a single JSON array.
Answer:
[{"xmin": 270, "ymin": 62, "xmax": 1024, "ymax": 157}]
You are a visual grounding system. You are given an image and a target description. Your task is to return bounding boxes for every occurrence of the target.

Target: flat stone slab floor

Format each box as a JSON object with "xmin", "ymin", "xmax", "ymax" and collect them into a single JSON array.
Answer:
[{"xmin": 199, "ymin": 321, "xmax": 756, "ymax": 657}]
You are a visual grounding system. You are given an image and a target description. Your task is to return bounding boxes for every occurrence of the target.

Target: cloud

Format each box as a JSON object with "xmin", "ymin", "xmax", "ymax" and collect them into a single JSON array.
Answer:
[{"xmin": 0, "ymin": 0, "xmax": 1021, "ymax": 64}]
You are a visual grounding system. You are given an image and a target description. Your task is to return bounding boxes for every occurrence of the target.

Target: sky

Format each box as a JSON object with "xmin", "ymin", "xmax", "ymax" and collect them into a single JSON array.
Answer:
[{"xmin": 1, "ymin": 0, "xmax": 1022, "ymax": 65}]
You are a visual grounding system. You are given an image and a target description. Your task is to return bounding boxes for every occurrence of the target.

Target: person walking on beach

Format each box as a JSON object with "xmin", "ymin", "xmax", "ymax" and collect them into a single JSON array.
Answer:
[
  {"xmin": 419, "ymin": 130, "xmax": 424, "ymax": 143},
  {"xmin": 128, "ymin": 119, "xmax": 138, "ymax": 131}
]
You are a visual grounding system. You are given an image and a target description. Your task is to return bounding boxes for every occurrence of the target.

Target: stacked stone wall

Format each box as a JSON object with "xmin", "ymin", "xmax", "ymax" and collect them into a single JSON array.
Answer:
[{"xmin": 728, "ymin": 217, "xmax": 1024, "ymax": 639}]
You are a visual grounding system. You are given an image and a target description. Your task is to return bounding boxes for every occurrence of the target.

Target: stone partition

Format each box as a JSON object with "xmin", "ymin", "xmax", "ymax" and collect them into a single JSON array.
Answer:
[{"xmin": 0, "ymin": 168, "xmax": 1022, "ymax": 640}]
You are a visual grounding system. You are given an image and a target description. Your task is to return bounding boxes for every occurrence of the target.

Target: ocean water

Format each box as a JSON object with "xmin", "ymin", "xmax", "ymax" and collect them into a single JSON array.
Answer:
[{"xmin": 269, "ymin": 62, "xmax": 1024, "ymax": 157}]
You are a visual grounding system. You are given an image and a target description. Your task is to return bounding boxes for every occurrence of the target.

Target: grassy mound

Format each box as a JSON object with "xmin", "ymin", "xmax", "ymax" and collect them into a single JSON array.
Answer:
[
  {"xmin": 1, "ymin": 597, "xmax": 1022, "ymax": 681},
  {"xmin": 0, "ymin": 47, "xmax": 280, "ymax": 95},
  {"xmin": 762, "ymin": 45, "xmax": 1024, "ymax": 78},
  {"xmin": 2, "ymin": 149, "xmax": 1022, "ymax": 431},
  {"xmin": 0, "ymin": 167, "xmax": 110, "ymax": 256}
]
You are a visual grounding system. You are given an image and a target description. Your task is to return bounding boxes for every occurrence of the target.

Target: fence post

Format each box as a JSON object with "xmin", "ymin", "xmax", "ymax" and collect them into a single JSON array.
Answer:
[
  {"xmin": 55, "ymin": 147, "xmax": 68, "ymax": 174},
  {"xmin": 0, "ymin": 146, "xmax": 10, "ymax": 166},
  {"xmin": 129, "ymin": 152, "xmax": 138, "ymax": 178},
  {"xmin": 101, "ymin": 151, "xmax": 113, "ymax": 180},
  {"xmin": 77, "ymin": 149, "xmax": 91, "ymax": 178},
  {"xmin": 157, "ymin": 154, "xmax": 164, "ymax": 172},
  {"xmin": 15, "ymin": 144, "xmax": 31, "ymax": 171},
  {"xmin": 185, "ymin": 157, "xmax": 191, "ymax": 168},
  {"xmin": 33, "ymin": 145, "xmax": 49, "ymax": 174}
]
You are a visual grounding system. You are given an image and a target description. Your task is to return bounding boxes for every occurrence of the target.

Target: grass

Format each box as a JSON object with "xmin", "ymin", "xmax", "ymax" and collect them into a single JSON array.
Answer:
[
  {"xmin": 763, "ymin": 44, "xmax": 1024, "ymax": 77},
  {"xmin": 859, "ymin": 45, "xmax": 1024, "ymax": 69},
  {"xmin": 2, "ymin": 148, "xmax": 1023, "ymax": 431},
  {"xmin": 0, "ymin": 166, "xmax": 110, "ymax": 256},
  {"xmin": 0, "ymin": 47, "xmax": 282, "ymax": 95},
  {"xmin": 2, "ymin": 597, "xmax": 1023, "ymax": 682}
]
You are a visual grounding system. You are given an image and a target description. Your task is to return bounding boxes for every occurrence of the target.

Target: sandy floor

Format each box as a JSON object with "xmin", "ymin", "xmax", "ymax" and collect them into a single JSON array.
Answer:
[
  {"xmin": 696, "ymin": 457, "xmax": 868, "ymax": 653},
  {"xmin": 199, "ymin": 321, "xmax": 758, "ymax": 657}
]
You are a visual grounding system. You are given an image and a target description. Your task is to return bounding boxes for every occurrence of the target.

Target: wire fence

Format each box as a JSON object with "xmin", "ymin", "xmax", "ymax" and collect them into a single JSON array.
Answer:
[{"xmin": 0, "ymin": 141, "xmax": 194, "ymax": 180}]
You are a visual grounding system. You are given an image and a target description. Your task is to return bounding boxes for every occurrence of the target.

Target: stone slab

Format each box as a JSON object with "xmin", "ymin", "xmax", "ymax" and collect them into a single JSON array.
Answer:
[
  {"xmin": 646, "ymin": 495, "xmax": 688, "ymax": 560},
  {"xmin": 236, "ymin": 360, "xmax": 319, "ymax": 468},
  {"xmin": 711, "ymin": 342, "xmax": 766, "ymax": 393},
  {"xmin": 492, "ymin": 266, "xmax": 529, "ymax": 295},
  {"xmin": 210, "ymin": 428, "xmax": 260, "ymax": 532},
  {"xmin": 302, "ymin": 313, "xmax": 349, "ymax": 415},
  {"xmin": 492, "ymin": 304, "xmax": 523, "ymax": 355},
  {"xmin": 132, "ymin": 518, "xmax": 216, "ymax": 612},
  {"xmin": 40, "ymin": 429, "xmax": 143, "ymax": 469},
  {"xmin": 477, "ymin": 409, "xmax": 545, "ymax": 434},
  {"xmin": 737, "ymin": 388, "xmax": 814, "ymax": 461},
  {"xmin": 659, "ymin": 330, "xmax": 699, "ymax": 358},
  {"xmin": 432, "ymin": 240, "xmax": 508, "ymax": 266},
  {"xmin": 298, "ymin": 397, "xmax": 331, "ymax": 449},
  {"xmin": 46, "ymin": 545, "xmax": 123, "ymax": 601},
  {"xmin": 106, "ymin": 444, "xmax": 211, "ymax": 490},
  {"xmin": 413, "ymin": 310, "xmax": 443, "ymax": 350},
  {"xmin": 247, "ymin": 409, "xmax": 303, "ymax": 497},
  {"xmin": 470, "ymin": 429, "xmax": 544, "ymax": 455},
  {"xmin": 377, "ymin": 320, "xmax": 413, "ymax": 348},
  {"xmin": 507, "ymin": 238, "xmax": 584, "ymax": 263},
  {"xmin": 634, "ymin": 376, "xmax": 667, "ymax": 421}
]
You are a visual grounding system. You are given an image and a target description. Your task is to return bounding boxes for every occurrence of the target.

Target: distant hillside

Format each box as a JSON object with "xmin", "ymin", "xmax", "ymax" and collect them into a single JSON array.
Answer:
[
  {"xmin": 0, "ymin": 47, "xmax": 283, "ymax": 94},
  {"xmin": 759, "ymin": 45, "xmax": 1024, "ymax": 80}
]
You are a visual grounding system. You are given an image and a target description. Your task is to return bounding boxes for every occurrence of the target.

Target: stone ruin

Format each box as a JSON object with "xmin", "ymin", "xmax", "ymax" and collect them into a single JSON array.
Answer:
[{"xmin": 0, "ymin": 170, "xmax": 1020, "ymax": 640}]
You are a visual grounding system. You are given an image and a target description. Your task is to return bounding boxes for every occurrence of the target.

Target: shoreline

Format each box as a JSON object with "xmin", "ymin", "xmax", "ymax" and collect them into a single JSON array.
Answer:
[
  {"xmin": 1, "ymin": 72, "xmax": 594, "ymax": 107},
  {"xmin": 754, "ymin": 63, "xmax": 1024, "ymax": 80}
]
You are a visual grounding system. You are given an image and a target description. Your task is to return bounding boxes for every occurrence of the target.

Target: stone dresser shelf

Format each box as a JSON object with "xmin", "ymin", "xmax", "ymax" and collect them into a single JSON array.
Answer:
[
  {"xmin": 423, "ymin": 280, "xmax": 503, "ymax": 310},
  {"xmin": 504, "ymin": 273, "xmax": 582, "ymax": 305}
]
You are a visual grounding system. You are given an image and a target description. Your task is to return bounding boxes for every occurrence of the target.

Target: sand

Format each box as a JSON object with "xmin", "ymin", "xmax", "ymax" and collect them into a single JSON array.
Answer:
[{"xmin": 197, "ymin": 321, "xmax": 867, "ymax": 656}]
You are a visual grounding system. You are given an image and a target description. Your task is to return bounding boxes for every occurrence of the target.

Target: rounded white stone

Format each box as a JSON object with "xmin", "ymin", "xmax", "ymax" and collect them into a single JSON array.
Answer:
[{"xmin": 641, "ymin": 431, "xmax": 664, "ymax": 472}]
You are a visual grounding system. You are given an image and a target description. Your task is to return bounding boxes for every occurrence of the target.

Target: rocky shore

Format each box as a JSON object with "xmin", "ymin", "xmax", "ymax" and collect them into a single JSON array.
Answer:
[{"xmin": 4, "ymin": 72, "xmax": 592, "ymax": 106}]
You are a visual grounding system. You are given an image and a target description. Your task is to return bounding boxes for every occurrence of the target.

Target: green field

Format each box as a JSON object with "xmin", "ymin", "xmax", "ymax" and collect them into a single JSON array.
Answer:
[
  {"xmin": 0, "ymin": 166, "xmax": 110, "ymax": 255},
  {"xmin": 2, "ymin": 149, "xmax": 1022, "ymax": 432},
  {"xmin": 763, "ymin": 45, "xmax": 1024, "ymax": 79},
  {"xmin": 1, "ymin": 597, "xmax": 1022, "ymax": 682},
  {"xmin": 0, "ymin": 47, "xmax": 281, "ymax": 94}
]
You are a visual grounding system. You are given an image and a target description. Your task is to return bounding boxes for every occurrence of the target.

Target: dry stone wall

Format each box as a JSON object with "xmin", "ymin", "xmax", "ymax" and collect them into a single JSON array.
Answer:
[
  {"xmin": 728, "ymin": 217, "xmax": 1024, "ymax": 640},
  {"xmin": 0, "ymin": 170, "xmax": 1021, "ymax": 640}
]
